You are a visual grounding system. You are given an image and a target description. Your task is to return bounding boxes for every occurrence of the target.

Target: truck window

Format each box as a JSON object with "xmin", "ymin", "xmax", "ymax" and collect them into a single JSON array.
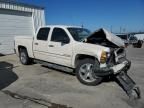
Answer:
[
  {"xmin": 68, "ymin": 28, "xmax": 91, "ymax": 41},
  {"xmin": 51, "ymin": 28, "xmax": 70, "ymax": 43},
  {"xmin": 37, "ymin": 28, "xmax": 50, "ymax": 41}
]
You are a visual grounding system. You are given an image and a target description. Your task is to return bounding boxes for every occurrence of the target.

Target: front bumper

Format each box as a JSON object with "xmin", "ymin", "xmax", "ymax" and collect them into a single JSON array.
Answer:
[
  {"xmin": 94, "ymin": 60, "xmax": 131, "ymax": 77},
  {"xmin": 94, "ymin": 59, "xmax": 141, "ymax": 99}
]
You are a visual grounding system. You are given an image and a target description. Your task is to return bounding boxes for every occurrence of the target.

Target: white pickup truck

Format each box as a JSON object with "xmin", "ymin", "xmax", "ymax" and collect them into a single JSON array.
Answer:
[{"xmin": 14, "ymin": 25, "xmax": 132, "ymax": 86}]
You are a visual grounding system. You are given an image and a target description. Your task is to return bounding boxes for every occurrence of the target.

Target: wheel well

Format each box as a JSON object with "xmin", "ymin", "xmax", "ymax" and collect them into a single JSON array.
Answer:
[
  {"xmin": 75, "ymin": 54, "xmax": 96, "ymax": 67},
  {"xmin": 18, "ymin": 46, "xmax": 27, "ymax": 53}
]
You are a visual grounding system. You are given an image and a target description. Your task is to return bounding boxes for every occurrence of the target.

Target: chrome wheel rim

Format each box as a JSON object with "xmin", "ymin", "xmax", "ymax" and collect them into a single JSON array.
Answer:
[{"xmin": 79, "ymin": 63, "xmax": 96, "ymax": 82}]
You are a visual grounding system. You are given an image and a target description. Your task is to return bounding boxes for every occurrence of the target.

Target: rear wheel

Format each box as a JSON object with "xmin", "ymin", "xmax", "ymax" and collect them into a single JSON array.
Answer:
[
  {"xmin": 76, "ymin": 59, "xmax": 102, "ymax": 86},
  {"xmin": 19, "ymin": 48, "xmax": 31, "ymax": 65}
]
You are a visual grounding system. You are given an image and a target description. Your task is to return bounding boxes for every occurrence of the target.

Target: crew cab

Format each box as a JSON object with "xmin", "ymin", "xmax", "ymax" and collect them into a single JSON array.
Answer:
[{"xmin": 14, "ymin": 25, "xmax": 131, "ymax": 86}]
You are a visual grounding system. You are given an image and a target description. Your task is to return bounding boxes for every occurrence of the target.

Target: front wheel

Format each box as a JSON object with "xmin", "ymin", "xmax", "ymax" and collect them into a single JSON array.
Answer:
[{"xmin": 76, "ymin": 59, "xmax": 102, "ymax": 86}]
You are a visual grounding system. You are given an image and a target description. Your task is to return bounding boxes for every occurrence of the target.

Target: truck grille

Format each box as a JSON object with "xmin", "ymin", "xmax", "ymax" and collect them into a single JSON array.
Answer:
[
  {"xmin": 107, "ymin": 48, "xmax": 126, "ymax": 66},
  {"xmin": 114, "ymin": 48, "xmax": 126, "ymax": 64}
]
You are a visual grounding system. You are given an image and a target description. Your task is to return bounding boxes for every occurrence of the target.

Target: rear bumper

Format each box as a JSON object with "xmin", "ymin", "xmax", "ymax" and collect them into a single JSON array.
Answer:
[{"xmin": 94, "ymin": 60, "xmax": 131, "ymax": 77}]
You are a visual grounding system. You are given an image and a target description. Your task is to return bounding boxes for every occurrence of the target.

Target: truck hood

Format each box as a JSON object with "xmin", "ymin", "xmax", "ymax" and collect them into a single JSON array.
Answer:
[{"xmin": 85, "ymin": 28, "xmax": 124, "ymax": 48}]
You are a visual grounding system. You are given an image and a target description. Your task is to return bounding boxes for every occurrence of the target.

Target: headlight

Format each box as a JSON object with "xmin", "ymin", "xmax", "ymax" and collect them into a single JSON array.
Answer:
[{"xmin": 100, "ymin": 51, "xmax": 110, "ymax": 63}]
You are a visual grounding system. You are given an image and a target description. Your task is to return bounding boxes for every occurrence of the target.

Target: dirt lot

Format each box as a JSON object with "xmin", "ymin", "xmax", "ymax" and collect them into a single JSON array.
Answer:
[{"xmin": 0, "ymin": 48, "xmax": 144, "ymax": 108}]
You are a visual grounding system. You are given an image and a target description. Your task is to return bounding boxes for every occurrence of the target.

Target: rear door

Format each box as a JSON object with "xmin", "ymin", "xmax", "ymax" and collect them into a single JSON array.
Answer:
[
  {"xmin": 47, "ymin": 28, "xmax": 73, "ymax": 67},
  {"xmin": 33, "ymin": 27, "xmax": 50, "ymax": 61}
]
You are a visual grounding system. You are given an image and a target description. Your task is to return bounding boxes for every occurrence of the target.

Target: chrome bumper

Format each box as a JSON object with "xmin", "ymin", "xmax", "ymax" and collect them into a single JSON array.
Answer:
[
  {"xmin": 94, "ymin": 60, "xmax": 131, "ymax": 76},
  {"xmin": 111, "ymin": 60, "xmax": 131, "ymax": 74}
]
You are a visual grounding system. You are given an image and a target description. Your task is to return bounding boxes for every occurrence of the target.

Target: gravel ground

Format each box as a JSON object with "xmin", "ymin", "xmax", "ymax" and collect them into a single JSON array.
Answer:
[{"xmin": 0, "ymin": 48, "xmax": 144, "ymax": 108}]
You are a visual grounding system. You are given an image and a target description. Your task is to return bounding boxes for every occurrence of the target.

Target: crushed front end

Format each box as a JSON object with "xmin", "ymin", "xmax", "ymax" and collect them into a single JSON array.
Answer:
[
  {"xmin": 94, "ymin": 48, "xmax": 141, "ymax": 99},
  {"xmin": 85, "ymin": 28, "xmax": 141, "ymax": 99}
]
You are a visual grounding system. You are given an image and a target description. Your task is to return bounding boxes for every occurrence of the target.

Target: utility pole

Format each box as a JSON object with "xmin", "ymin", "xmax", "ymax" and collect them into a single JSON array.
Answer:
[
  {"xmin": 123, "ymin": 28, "xmax": 126, "ymax": 33},
  {"xmin": 110, "ymin": 25, "xmax": 113, "ymax": 33},
  {"xmin": 120, "ymin": 27, "xmax": 122, "ymax": 33},
  {"xmin": 81, "ymin": 22, "xmax": 84, "ymax": 28},
  {"xmin": 81, "ymin": 24, "xmax": 84, "ymax": 28}
]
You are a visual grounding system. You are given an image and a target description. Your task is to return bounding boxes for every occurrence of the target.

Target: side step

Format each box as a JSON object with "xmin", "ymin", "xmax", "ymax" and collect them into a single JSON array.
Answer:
[{"xmin": 34, "ymin": 59, "xmax": 74, "ymax": 73}]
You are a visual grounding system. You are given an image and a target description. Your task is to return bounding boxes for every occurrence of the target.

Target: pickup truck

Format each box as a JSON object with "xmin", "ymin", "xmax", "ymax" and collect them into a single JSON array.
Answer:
[{"xmin": 14, "ymin": 25, "xmax": 141, "ymax": 98}]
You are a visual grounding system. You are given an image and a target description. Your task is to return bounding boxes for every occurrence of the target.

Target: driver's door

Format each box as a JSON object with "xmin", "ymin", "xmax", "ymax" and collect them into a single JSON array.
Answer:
[{"xmin": 47, "ymin": 28, "xmax": 73, "ymax": 67}]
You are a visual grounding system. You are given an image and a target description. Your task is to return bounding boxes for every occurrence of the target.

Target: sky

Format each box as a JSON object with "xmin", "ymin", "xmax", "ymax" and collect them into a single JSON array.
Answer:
[{"xmin": 16, "ymin": 0, "xmax": 144, "ymax": 33}]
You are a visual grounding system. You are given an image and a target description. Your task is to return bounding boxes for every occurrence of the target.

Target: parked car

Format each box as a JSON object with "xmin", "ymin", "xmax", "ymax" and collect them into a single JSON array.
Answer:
[
  {"xmin": 14, "ymin": 25, "xmax": 140, "ymax": 98},
  {"xmin": 133, "ymin": 34, "xmax": 144, "ymax": 48},
  {"xmin": 116, "ymin": 34, "xmax": 143, "ymax": 48}
]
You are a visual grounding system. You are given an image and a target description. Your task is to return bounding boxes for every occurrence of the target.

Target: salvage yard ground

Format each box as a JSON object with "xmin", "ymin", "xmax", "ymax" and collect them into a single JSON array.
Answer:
[{"xmin": 0, "ymin": 48, "xmax": 144, "ymax": 108}]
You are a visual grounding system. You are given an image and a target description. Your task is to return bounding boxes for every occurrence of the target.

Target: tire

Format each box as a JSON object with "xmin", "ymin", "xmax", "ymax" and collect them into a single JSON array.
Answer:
[
  {"xmin": 19, "ymin": 48, "xmax": 31, "ymax": 65},
  {"xmin": 135, "ymin": 40, "xmax": 143, "ymax": 48},
  {"xmin": 76, "ymin": 58, "xmax": 102, "ymax": 86}
]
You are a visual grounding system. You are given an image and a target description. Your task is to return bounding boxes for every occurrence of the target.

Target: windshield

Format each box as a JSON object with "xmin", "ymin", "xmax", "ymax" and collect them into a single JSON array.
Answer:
[{"xmin": 68, "ymin": 28, "xmax": 91, "ymax": 41}]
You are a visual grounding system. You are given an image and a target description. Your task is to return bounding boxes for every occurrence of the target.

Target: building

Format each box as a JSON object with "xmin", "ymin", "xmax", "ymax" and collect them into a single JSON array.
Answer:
[{"xmin": 0, "ymin": 0, "xmax": 45, "ymax": 54}]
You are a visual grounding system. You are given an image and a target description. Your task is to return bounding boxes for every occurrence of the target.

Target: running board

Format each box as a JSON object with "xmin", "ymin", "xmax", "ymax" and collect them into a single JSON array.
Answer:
[{"xmin": 34, "ymin": 59, "xmax": 74, "ymax": 73}]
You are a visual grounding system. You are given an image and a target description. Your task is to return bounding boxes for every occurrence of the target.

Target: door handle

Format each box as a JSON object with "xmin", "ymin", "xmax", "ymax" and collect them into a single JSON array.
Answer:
[
  {"xmin": 48, "ymin": 45, "xmax": 54, "ymax": 47},
  {"xmin": 34, "ymin": 43, "xmax": 38, "ymax": 45}
]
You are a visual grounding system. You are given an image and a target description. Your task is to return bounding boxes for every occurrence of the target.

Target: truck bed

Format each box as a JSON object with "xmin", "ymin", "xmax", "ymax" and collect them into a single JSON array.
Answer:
[{"xmin": 14, "ymin": 36, "xmax": 34, "ymax": 58}]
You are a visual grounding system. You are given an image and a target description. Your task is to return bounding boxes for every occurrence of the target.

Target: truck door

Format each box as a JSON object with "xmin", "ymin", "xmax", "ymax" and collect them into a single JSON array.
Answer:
[
  {"xmin": 47, "ymin": 28, "xmax": 73, "ymax": 67},
  {"xmin": 33, "ymin": 27, "xmax": 50, "ymax": 61}
]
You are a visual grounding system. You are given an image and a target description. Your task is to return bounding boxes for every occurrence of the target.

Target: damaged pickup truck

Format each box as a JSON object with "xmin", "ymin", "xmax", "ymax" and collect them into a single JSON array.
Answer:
[{"xmin": 14, "ymin": 25, "xmax": 141, "ymax": 99}]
